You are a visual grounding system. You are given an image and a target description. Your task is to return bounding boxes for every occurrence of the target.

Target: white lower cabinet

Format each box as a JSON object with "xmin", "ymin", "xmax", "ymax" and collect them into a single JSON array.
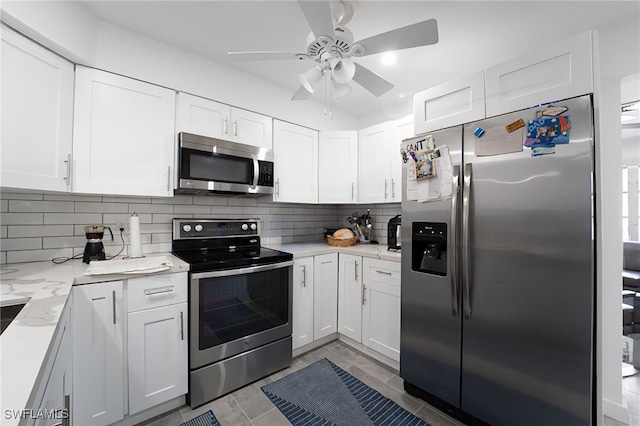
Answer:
[
  {"xmin": 73, "ymin": 280, "xmax": 125, "ymax": 426},
  {"xmin": 338, "ymin": 254, "xmax": 363, "ymax": 342},
  {"xmin": 361, "ymin": 258, "xmax": 401, "ymax": 361},
  {"xmin": 72, "ymin": 272, "xmax": 188, "ymax": 425},
  {"xmin": 292, "ymin": 253, "xmax": 338, "ymax": 351}
]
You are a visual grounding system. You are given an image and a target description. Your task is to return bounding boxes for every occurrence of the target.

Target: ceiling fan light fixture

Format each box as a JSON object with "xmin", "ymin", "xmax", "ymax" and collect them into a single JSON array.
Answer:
[
  {"xmin": 299, "ymin": 66, "xmax": 324, "ymax": 93},
  {"xmin": 330, "ymin": 57, "xmax": 356, "ymax": 84},
  {"xmin": 332, "ymin": 80, "xmax": 352, "ymax": 98}
]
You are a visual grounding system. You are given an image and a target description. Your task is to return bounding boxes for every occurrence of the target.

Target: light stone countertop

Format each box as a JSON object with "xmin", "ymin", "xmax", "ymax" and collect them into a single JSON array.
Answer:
[
  {"xmin": 0, "ymin": 253, "xmax": 189, "ymax": 424},
  {"xmin": 265, "ymin": 242, "xmax": 402, "ymax": 263}
]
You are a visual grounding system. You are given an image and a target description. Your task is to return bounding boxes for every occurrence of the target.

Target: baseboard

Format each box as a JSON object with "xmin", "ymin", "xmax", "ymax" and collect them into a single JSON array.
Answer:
[
  {"xmin": 603, "ymin": 398, "xmax": 629, "ymax": 424},
  {"xmin": 338, "ymin": 335, "xmax": 400, "ymax": 371},
  {"xmin": 115, "ymin": 396, "xmax": 186, "ymax": 426},
  {"xmin": 292, "ymin": 333, "xmax": 338, "ymax": 358}
]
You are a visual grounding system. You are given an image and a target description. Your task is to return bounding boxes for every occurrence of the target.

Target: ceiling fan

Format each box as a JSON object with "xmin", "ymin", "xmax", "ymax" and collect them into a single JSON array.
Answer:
[{"xmin": 228, "ymin": 0, "xmax": 439, "ymax": 102}]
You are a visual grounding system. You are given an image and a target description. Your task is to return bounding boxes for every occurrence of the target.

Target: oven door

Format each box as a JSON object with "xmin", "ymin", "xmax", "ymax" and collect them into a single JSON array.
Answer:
[{"xmin": 189, "ymin": 261, "xmax": 293, "ymax": 369}]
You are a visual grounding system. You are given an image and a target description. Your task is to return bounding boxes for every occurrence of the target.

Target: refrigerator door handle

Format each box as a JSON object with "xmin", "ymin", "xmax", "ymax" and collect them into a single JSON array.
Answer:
[
  {"xmin": 450, "ymin": 165, "xmax": 460, "ymax": 318},
  {"xmin": 462, "ymin": 163, "xmax": 472, "ymax": 319}
]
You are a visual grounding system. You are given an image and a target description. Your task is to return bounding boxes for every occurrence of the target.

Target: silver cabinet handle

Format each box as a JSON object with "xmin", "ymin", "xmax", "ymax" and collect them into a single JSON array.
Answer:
[
  {"xmin": 354, "ymin": 260, "xmax": 359, "ymax": 281},
  {"xmin": 450, "ymin": 165, "xmax": 460, "ymax": 318},
  {"xmin": 233, "ymin": 120, "xmax": 238, "ymax": 136},
  {"xmin": 180, "ymin": 311, "xmax": 184, "ymax": 341},
  {"xmin": 321, "ymin": 260, "xmax": 332, "ymax": 265},
  {"xmin": 224, "ymin": 118, "xmax": 229, "ymax": 135},
  {"xmin": 63, "ymin": 154, "xmax": 71, "ymax": 184},
  {"xmin": 144, "ymin": 286, "xmax": 174, "ymax": 296},
  {"xmin": 462, "ymin": 163, "xmax": 472, "ymax": 319},
  {"xmin": 63, "ymin": 394, "xmax": 70, "ymax": 426},
  {"xmin": 376, "ymin": 269, "xmax": 392, "ymax": 275},
  {"xmin": 391, "ymin": 178, "xmax": 396, "ymax": 199},
  {"xmin": 275, "ymin": 178, "xmax": 280, "ymax": 198},
  {"xmin": 384, "ymin": 179, "xmax": 388, "ymax": 199},
  {"xmin": 301, "ymin": 265, "xmax": 306, "ymax": 287},
  {"xmin": 351, "ymin": 182, "xmax": 354, "ymax": 201},
  {"xmin": 166, "ymin": 166, "xmax": 171, "ymax": 191},
  {"xmin": 362, "ymin": 284, "xmax": 366, "ymax": 306},
  {"xmin": 112, "ymin": 290, "xmax": 117, "ymax": 325}
]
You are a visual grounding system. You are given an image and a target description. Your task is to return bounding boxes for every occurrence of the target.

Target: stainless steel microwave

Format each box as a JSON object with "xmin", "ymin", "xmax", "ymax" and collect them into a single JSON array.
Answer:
[{"xmin": 176, "ymin": 132, "xmax": 274, "ymax": 196}]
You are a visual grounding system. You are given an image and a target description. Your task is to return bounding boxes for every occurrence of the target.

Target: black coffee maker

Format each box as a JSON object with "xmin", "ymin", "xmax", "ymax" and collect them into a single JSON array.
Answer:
[{"xmin": 83, "ymin": 225, "xmax": 114, "ymax": 263}]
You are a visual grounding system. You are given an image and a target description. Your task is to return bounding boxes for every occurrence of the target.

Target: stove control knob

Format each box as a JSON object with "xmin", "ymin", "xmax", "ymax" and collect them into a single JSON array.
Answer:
[
  {"xmin": 194, "ymin": 224, "xmax": 203, "ymax": 232},
  {"xmin": 250, "ymin": 223, "xmax": 257, "ymax": 231},
  {"xmin": 182, "ymin": 224, "xmax": 192, "ymax": 233},
  {"xmin": 241, "ymin": 223, "xmax": 249, "ymax": 231}
]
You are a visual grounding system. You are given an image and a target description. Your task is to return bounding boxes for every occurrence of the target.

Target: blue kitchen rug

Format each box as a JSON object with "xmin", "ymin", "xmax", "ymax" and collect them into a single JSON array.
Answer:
[
  {"xmin": 179, "ymin": 410, "xmax": 220, "ymax": 426},
  {"xmin": 261, "ymin": 358, "xmax": 431, "ymax": 426}
]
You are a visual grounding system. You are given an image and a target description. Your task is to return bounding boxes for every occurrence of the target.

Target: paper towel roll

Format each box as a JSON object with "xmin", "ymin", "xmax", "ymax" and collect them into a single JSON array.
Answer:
[{"xmin": 129, "ymin": 213, "xmax": 142, "ymax": 258}]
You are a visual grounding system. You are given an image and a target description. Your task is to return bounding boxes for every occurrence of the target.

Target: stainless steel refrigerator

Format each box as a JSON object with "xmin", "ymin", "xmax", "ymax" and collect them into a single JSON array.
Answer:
[{"xmin": 400, "ymin": 94, "xmax": 594, "ymax": 425}]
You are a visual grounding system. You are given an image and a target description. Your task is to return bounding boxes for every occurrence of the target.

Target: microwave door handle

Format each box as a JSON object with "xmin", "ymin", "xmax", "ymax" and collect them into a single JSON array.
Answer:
[{"xmin": 251, "ymin": 155, "xmax": 259, "ymax": 189}]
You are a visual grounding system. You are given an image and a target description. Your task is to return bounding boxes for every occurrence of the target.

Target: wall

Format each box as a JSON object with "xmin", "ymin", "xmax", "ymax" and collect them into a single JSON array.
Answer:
[
  {"xmin": 0, "ymin": 192, "xmax": 339, "ymax": 264},
  {"xmin": 0, "ymin": 1, "xmax": 359, "ymax": 132}
]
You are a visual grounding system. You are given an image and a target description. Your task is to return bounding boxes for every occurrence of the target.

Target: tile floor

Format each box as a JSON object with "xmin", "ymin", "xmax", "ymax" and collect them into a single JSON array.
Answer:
[{"xmin": 141, "ymin": 341, "xmax": 640, "ymax": 426}]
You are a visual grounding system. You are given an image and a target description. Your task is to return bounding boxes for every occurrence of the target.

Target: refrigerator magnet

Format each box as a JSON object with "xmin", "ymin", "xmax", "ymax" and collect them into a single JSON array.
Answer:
[
  {"xmin": 506, "ymin": 119, "xmax": 525, "ymax": 133},
  {"xmin": 541, "ymin": 105, "xmax": 569, "ymax": 117},
  {"xmin": 531, "ymin": 146, "xmax": 556, "ymax": 156},
  {"xmin": 414, "ymin": 151, "xmax": 437, "ymax": 180},
  {"xmin": 525, "ymin": 116, "xmax": 571, "ymax": 147}
]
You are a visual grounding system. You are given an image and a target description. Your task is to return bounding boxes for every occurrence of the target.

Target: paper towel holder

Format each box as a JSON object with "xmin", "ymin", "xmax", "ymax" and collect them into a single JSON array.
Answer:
[{"xmin": 126, "ymin": 212, "xmax": 145, "ymax": 260}]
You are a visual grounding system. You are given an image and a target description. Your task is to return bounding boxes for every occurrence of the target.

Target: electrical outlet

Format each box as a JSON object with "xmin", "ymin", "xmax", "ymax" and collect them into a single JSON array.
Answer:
[{"xmin": 117, "ymin": 221, "xmax": 127, "ymax": 233}]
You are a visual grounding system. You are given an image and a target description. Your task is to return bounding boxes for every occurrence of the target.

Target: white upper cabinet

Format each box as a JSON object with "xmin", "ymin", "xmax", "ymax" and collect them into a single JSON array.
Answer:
[
  {"xmin": 73, "ymin": 67, "xmax": 176, "ymax": 197},
  {"xmin": 176, "ymin": 92, "xmax": 272, "ymax": 149},
  {"xmin": 273, "ymin": 120, "xmax": 318, "ymax": 203},
  {"xmin": 318, "ymin": 131, "xmax": 358, "ymax": 204},
  {"xmin": 1, "ymin": 25, "xmax": 74, "ymax": 192},
  {"xmin": 177, "ymin": 92, "xmax": 230, "ymax": 139},
  {"xmin": 231, "ymin": 108, "xmax": 273, "ymax": 149},
  {"xmin": 414, "ymin": 70, "xmax": 486, "ymax": 134},
  {"xmin": 358, "ymin": 122, "xmax": 394, "ymax": 203},
  {"xmin": 389, "ymin": 115, "xmax": 414, "ymax": 203},
  {"xmin": 485, "ymin": 31, "xmax": 593, "ymax": 117}
]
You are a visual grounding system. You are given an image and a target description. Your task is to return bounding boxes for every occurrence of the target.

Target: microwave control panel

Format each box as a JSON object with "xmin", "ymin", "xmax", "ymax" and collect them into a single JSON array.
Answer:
[{"xmin": 257, "ymin": 161, "xmax": 274, "ymax": 187}]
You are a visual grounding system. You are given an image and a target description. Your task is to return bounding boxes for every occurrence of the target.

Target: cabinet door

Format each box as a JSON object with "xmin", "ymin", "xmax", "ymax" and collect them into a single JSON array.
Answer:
[
  {"xmin": 73, "ymin": 67, "xmax": 176, "ymax": 197},
  {"xmin": 358, "ymin": 123, "xmax": 392, "ymax": 203},
  {"xmin": 177, "ymin": 92, "xmax": 231, "ymax": 139},
  {"xmin": 293, "ymin": 257, "xmax": 314, "ymax": 350},
  {"xmin": 313, "ymin": 253, "xmax": 338, "ymax": 339},
  {"xmin": 362, "ymin": 280, "xmax": 401, "ymax": 361},
  {"xmin": 73, "ymin": 281, "xmax": 124, "ymax": 426},
  {"xmin": 414, "ymin": 71, "xmax": 485, "ymax": 134},
  {"xmin": 390, "ymin": 115, "xmax": 413, "ymax": 203},
  {"xmin": 485, "ymin": 31, "xmax": 592, "ymax": 117},
  {"xmin": 128, "ymin": 302, "xmax": 188, "ymax": 415},
  {"xmin": 1, "ymin": 25, "xmax": 73, "ymax": 192},
  {"xmin": 318, "ymin": 131, "xmax": 358, "ymax": 203},
  {"xmin": 337, "ymin": 254, "xmax": 362, "ymax": 342},
  {"xmin": 230, "ymin": 107, "xmax": 273, "ymax": 149},
  {"xmin": 34, "ymin": 305, "xmax": 72, "ymax": 426},
  {"xmin": 273, "ymin": 120, "xmax": 318, "ymax": 203}
]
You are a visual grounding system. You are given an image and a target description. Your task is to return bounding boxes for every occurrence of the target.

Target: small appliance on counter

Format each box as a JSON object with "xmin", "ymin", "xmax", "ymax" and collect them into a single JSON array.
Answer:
[
  {"xmin": 83, "ymin": 225, "xmax": 114, "ymax": 263},
  {"xmin": 347, "ymin": 210, "xmax": 374, "ymax": 243},
  {"xmin": 388, "ymin": 214, "xmax": 401, "ymax": 252}
]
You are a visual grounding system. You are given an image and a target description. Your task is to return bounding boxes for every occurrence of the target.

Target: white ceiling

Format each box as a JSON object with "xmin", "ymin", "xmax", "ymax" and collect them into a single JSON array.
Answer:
[{"xmin": 81, "ymin": 1, "xmax": 639, "ymax": 120}]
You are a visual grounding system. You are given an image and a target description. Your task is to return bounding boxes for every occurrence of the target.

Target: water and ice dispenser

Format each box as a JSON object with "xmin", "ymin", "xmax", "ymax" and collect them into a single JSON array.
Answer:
[{"xmin": 411, "ymin": 222, "xmax": 447, "ymax": 276}]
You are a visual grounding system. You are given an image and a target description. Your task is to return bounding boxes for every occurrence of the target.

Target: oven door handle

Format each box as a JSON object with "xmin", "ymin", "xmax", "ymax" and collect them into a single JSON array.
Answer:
[
  {"xmin": 191, "ymin": 260, "xmax": 294, "ymax": 280},
  {"xmin": 250, "ymin": 154, "xmax": 259, "ymax": 190}
]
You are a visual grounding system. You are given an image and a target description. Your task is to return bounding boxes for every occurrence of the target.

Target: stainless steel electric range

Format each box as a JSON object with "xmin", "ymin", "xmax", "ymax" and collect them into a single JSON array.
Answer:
[{"xmin": 171, "ymin": 218, "xmax": 293, "ymax": 408}]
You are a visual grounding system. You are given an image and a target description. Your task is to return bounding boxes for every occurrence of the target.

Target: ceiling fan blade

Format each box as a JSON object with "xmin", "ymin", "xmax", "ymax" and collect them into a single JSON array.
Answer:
[
  {"xmin": 352, "ymin": 19, "xmax": 438, "ymax": 57},
  {"xmin": 228, "ymin": 51, "xmax": 310, "ymax": 62},
  {"xmin": 297, "ymin": 0, "xmax": 336, "ymax": 40},
  {"xmin": 291, "ymin": 85, "xmax": 312, "ymax": 101},
  {"xmin": 352, "ymin": 63, "xmax": 394, "ymax": 97}
]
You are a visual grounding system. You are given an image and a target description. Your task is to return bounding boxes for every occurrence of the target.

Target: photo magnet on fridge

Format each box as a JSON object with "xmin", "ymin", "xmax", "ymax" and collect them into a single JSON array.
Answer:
[
  {"xmin": 524, "ymin": 115, "xmax": 571, "ymax": 147},
  {"xmin": 414, "ymin": 151, "xmax": 437, "ymax": 180}
]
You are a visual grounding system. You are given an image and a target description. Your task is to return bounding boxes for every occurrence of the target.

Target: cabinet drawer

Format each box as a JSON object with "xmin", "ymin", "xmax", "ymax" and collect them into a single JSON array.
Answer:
[
  {"xmin": 362, "ymin": 258, "xmax": 400, "ymax": 286},
  {"xmin": 127, "ymin": 272, "xmax": 188, "ymax": 312}
]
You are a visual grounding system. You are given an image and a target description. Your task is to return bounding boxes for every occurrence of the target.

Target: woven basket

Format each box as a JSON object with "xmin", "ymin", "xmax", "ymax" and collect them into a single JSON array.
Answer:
[{"xmin": 327, "ymin": 236, "xmax": 357, "ymax": 247}]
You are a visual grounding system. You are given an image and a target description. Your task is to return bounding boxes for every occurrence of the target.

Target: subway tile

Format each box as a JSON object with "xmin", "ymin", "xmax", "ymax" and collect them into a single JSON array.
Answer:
[
  {"xmin": 0, "ymin": 252, "xmax": 5, "ymax": 264},
  {"xmin": 192, "ymin": 196, "xmax": 228, "ymax": 206},
  {"xmin": 269, "ymin": 207, "xmax": 295, "ymax": 214},
  {"xmin": 173, "ymin": 205, "xmax": 211, "ymax": 214},
  {"xmin": 102, "ymin": 196, "xmax": 152, "ymax": 204},
  {"xmin": 1, "ymin": 213, "xmax": 44, "ymax": 225},
  {"xmin": 102, "ymin": 213, "xmax": 153, "ymax": 228},
  {"xmin": 7, "ymin": 248, "xmax": 73, "ymax": 263},
  {"xmin": 1, "ymin": 200, "xmax": 7, "ymax": 212},
  {"xmin": 269, "ymin": 222, "xmax": 294, "ymax": 230},
  {"xmin": 75, "ymin": 202, "xmax": 129, "ymax": 213},
  {"xmin": 151, "ymin": 233, "xmax": 172, "ymax": 243},
  {"xmin": 140, "ymin": 223, "xmax": 172, "ymax": 234},
  {"xmin": 0, "ymin": 226, "xmax": 6, "ymax": 239},
  {"xmin": 293, "ymin": 228, "xmax": 315, "ymax": 236},
  {"xmin": 0, "ymin": 192, "xmax": 43, "ymax": 200},
  {"xmin": 152, "ymin": 195, "xmax": 192, "ymax": 205},
  {"xmin": 228, "ymin": 197, "xmax": 258, "ymax": 207},
  {"xmin": 43, "ymin": 193, "xmax": 101, "ymax": 202},
  {"xmin": 209, "ymin": 207, "xmax": 243, "ymax": 215},
  {"xmin": 8, "ymin": 225, "xmax": 74, "ymax": 238},
  {"xmin": 142, "ymin": 242, "xmax": 172, "ymax": 254},
  {"xmin": 1, "ymin": 237, "xmax": 42, "ymax": 251},
  {"xmin": 153, "ymin": 214, "xmax": 184, "ymax": 223},
  {"xmin": 44, "ymin": 213, "xmax": 102, "ymax": 225},
  {"xmin": 242, "ymin": 207, "xmax": 271, "ymax": 215},
  {"xmin": 129, "ymin": 203, "xmax": 174, "ymax": 214},
  {"xmin": 42, "ymin": 236, "xmax": 87, "ymax": 249}
]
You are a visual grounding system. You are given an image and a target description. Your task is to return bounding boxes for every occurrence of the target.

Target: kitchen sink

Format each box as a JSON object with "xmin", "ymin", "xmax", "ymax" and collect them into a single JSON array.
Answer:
[{"xmin": 0, "ymin": 298, "xmax": 30, "ymax": 335}]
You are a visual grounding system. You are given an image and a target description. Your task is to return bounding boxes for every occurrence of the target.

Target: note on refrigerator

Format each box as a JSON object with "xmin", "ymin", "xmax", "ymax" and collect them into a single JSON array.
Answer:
[{"xmin": 475, "ymin": 126, "xmax": 524, "ymax": 157}]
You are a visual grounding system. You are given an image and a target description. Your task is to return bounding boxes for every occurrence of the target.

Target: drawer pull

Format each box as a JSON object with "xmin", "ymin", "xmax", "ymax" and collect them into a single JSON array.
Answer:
[
  {"xmin": 180, "ymin": 311, "xmax": 184, "ymax": 341},
  {"xmin": 112, "ymin": 290, "xmax": 117, "ymax": 324},
  {"xmin": 144, "ymin": 287, "xmax": 174, "ymax": 296},
  {"xmin": 375, "ymin": 269, "xmax": 393, "ymax": 275}
]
